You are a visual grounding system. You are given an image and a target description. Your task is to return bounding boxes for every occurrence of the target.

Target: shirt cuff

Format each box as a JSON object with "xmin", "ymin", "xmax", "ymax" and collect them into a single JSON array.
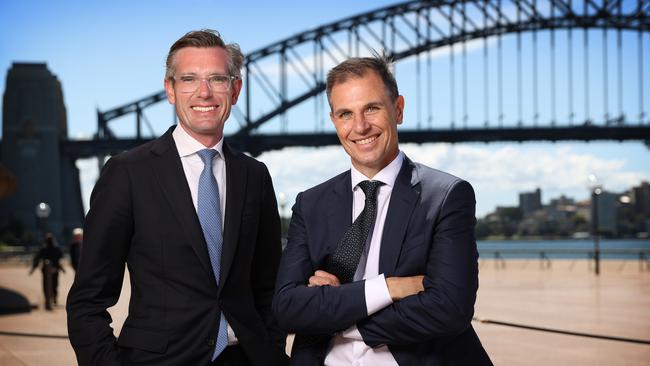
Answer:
[{"xmin": 364, "ymin": 273, "xmax": 393, "ymax": 316}]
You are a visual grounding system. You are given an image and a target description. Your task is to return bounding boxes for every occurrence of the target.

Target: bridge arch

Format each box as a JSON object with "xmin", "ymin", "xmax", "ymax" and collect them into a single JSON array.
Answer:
[{"xmin": 91, "ymin": 0, "xmax": 650, "ymax": 156}]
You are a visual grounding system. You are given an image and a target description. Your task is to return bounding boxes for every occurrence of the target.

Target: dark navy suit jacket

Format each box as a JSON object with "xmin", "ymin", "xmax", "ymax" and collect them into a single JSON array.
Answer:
[
  {"xmin": 273, "ymin": 156, "xmax": 492, "ymax": 365},
  {"xmin": 67, "ymin": 127, "xmax": 288, "ymax": 366}
]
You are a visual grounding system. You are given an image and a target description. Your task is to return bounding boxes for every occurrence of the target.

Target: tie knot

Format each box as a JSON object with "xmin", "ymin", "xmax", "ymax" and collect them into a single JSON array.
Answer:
[
  {"xmin": 197, "ymin": 149, "xmax": 218, "ymax": 165},
  {"xmin": 357, "ymin": 180, "xmax": 383, "ymax": 201}
]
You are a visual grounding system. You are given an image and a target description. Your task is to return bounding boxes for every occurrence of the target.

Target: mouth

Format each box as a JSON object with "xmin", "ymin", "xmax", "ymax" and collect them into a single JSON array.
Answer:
[
  {"xmin": 191, "ymin": 105, "xmax": 217, "ymax": 112},
  {"xmin": 354, "ymin": 135, "xmax": 378, "ymax": 145}
]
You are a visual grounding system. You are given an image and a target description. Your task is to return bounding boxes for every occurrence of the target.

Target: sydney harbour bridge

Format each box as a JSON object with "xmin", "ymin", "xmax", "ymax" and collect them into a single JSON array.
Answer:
[{"xmin": 60, "ymin": 0, "xmax": 650, "ymax": 159}]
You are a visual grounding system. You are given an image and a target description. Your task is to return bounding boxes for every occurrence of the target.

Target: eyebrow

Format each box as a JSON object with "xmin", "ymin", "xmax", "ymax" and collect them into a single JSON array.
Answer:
[
  {"xmin": 333, "ymin": 107, "xmax": 351, "ymax": 116},
  {"xmin": 333, "ymin": 101, "xmax": 383, "ymax": 116},
  {"xmin": 177, "ymin": 72, "xmax": 226, "ymax": 76},
  {"xmin": 365, "ymin": 102, "xmax": 383, "ymax": 109}
]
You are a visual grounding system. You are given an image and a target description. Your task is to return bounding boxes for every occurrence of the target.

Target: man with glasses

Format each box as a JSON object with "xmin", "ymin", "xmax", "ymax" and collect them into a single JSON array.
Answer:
[{"xmin": 67, "ymin": 29, "xmax": 288, "ymax": 366}]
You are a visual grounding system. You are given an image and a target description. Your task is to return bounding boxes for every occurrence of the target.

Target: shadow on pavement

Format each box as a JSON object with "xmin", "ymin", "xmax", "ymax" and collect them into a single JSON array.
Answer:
[{"xmin": 0, "ymin": 287, "xmax": 36, "ymax": 315}]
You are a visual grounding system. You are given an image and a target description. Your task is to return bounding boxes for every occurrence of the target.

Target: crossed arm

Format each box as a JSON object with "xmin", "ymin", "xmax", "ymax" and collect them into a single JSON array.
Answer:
[
  {"xmin": 273, "ymin": 180, "xmax": 478, "ymax": 346},
  {"xmin": 309, "ymin": 270, "xmax": 424, "ymax": 302}
]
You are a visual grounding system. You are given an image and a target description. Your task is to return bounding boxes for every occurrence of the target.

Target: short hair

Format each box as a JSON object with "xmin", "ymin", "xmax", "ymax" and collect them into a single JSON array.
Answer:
[
  {"xmin": 44, "ymin": 232, "xmax": 56, "ymax": 246},
  {"xmin": 165, "ymin": 29, "xmax": 245, "ymax": 80},
  {"xmin": 325, "ymin": 53, "xmax": 399, "ymax": 107}
]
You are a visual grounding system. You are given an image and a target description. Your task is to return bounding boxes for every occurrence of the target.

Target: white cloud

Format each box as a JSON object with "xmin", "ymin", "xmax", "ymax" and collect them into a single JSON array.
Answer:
[
  {"xmin": 258, "ymin": 143, "xmax": 650, "ymax": 218},
  {"xmin": 77, "ymin": 143, "xmax": 650, "ymax": 219},
  {"xmin": 404, "ymin": 143, "xmax": 650, "ymax": 215}
]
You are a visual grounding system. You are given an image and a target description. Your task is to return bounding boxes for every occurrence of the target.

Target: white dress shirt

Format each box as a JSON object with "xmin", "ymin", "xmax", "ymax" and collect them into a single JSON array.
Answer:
[
  {"xmin": 324, "ymin": 151, "xmax": 405, "ymax": 366},
  {"xmin": 172, "ymin": 125, "xmax": 238, "ymax": 344}
]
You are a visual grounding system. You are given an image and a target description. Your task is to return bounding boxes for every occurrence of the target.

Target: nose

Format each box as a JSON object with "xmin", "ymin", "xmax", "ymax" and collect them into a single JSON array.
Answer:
[
  {"xmin": 197, "ymin": 78, "xmax": 213, "ymax": 97},
  {"xmin": 352, "ymin": 113, "xmax": 370, "ymax": 134}
]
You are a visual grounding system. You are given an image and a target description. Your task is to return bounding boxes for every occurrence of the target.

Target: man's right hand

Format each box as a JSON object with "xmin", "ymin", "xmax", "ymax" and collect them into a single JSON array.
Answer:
[
  {"xmin": 385, "ymin": 275, "xmax": 424, "ymax": 301},
  {"xmin": 308, "ymin": 270, "xmax": 341, "ymax": 287}
]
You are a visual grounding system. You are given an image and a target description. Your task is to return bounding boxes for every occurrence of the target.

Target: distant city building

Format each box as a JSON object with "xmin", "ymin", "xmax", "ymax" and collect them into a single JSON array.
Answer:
[
  {"xmin": 478, "ymin": 184, "xmax": 648, "ymax": 239},
  {"xmin": 549, "ymin": 195, "xmax": 575, "ymax": 209},
  {"xmin": 0, "ymin": 63, "xmax": 83, "ymax": 244},
  {"xmin": 575, "ymin": 200, "xmax": 591, "ymax": 221},
  {"xmin": 593, "ymin": 191, "xmax": 618, "ymax": 237},
  {"xmin": 632, "ymin": 181, "xmax": 650, "ymax": 218},
  {"xmin": 519, "ymin": 188, "xmax": 542, "ymax": 217},
  {"xmin": 543, "ymin": 195, "xmax": 578, "ymax": 236},
  {"xmin": 478, "ymin": 206, "xmax": 522, "ymax": 239}
]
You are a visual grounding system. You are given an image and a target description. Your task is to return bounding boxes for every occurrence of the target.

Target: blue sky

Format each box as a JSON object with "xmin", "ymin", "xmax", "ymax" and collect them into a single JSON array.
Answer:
[{"xmin": 1, "ymin": 0, "xmax": 649, "ymax": 217}]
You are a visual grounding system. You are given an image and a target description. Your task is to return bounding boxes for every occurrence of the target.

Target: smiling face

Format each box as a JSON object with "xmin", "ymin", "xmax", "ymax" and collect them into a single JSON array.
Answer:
[
  {"xmin": 164, "ymin": 46, "xmax": 242, "ymax": 147},
  {"xmin": 329, "ymin": 71, "xmax": 404, "ymax": 178}
]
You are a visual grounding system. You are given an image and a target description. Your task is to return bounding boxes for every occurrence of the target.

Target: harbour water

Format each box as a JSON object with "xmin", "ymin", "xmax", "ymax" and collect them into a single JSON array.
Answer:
[{"xmin": 477, "ymin": 239, "xmax": 650, "ymax": 260}]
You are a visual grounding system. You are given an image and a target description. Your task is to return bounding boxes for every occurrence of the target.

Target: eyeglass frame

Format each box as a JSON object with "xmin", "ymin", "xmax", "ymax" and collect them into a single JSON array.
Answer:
[{"xmin": 170, "ymin": 73, "xmax": 240, "ymax": 93}]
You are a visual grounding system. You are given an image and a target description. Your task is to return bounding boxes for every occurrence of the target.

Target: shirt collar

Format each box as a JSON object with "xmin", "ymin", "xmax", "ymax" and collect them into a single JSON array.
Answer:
[
  {"xmin": 350, "ymin": 151, "xmax": 404, "ymax": 190},
  {"xmin": 172, "ymin": 124, "xmax": 224, "ymax": 158}
]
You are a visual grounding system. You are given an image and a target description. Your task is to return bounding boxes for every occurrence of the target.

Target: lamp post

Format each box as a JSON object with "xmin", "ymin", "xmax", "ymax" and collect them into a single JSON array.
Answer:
[
  {"xmin": 588, "ymin": 175, "xmax": 602, "ymax": 276},
  {"xmin": 35, "ymin": 202, "xmax": 51, "ymax": 246}
]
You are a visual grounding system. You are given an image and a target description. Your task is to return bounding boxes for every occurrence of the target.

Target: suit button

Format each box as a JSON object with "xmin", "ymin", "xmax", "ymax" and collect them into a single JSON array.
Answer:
[{"xmin": 205, "ymin": 337, "xmax": 216, "ymax": 347}]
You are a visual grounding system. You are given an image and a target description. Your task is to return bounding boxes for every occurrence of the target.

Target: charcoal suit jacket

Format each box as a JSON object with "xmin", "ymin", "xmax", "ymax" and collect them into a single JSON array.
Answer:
[
  {"xmin": 67, "ymin": 126, "xmax": 288, "ymax": 366},
  {"xmin": 273, "ymin": 156, "xmax": 492, "ymax": 365}
]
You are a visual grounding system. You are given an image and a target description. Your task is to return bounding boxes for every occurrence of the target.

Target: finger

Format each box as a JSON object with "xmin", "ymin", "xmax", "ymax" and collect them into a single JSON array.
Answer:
[
  {"xmin": 309, "ymin": 275, "xmax": 339, "ymax": 287},
  {"xmin": 415, "ymin": 275, "xmax": 425, "ymax": 292},
  {"xmin": 313, "ymin": 270, "xmax": 335, "ymax": 279},
  {"xmin": 308, "ymin": 275, "xmax": 330, "ymax": 287},
  {"xmin": 314, "ymin": 270, "xmax": 341, "ymax": 285}
]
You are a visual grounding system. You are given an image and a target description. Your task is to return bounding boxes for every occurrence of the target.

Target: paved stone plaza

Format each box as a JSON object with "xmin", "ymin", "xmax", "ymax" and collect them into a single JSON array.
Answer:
[{"xmin": 0, "ymin": 259, "xmax": 649, "ymax": 365}]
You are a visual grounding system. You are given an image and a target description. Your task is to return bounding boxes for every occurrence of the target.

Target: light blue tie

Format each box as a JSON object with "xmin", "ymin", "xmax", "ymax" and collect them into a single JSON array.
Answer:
[{"xmin": 197, "ymin": 149, "xmax": 228, "ymax": 361}]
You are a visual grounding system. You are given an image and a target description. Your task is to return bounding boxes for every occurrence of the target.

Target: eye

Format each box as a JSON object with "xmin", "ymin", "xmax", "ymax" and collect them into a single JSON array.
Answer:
[
  {"xmin": 365, "ymin": 105, "xmax": 380, "ymax": 114},
  {"xmin": 339, "ymin": 111, "xmax": 353, "ymax": 120},
  {"xmin": 209, "ymin": 75, "xmax": 228, "ymax": 84},
  {"xmin": 179, "ymin": 75, "xmax": 196, "ymax": 83}
]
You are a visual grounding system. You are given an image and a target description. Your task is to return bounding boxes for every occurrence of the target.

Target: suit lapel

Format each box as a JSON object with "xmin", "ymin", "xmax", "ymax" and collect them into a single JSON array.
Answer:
[
  {"xmin": 379, "ymin": 157, "xmax": 421, "ymax": 275},
  {"xmin": 325, "ymin": 172, "xmax": 353, "ymax": 261},
  {"xmin": 218, "ymin": 143, "xmax": 246, "ymax": 293},
  {"xmin": 150, "ymin": 127, "xmax": 215, "ymax": 280}
]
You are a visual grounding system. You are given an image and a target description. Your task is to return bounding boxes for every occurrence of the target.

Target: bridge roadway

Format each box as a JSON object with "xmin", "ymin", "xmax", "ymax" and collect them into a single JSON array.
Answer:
[
  {"xmin": 62, "ymin": 125, "xmax": 650, "ymax": 158},
  {"xmin": 0, "ymin": 258, "xmax": 648, "ymax": 365}
]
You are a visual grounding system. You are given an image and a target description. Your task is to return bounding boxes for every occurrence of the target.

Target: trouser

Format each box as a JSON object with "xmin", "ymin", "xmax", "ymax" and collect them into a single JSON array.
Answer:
[{"xmin": 41, "ymin": 269, "xmax": 59, "ymax": 306}]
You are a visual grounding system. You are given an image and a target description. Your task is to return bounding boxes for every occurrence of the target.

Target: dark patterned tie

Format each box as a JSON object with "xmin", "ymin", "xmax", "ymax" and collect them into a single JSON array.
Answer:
[
  {"xmin": 326, "ymin": 180, "xmax": 384, "ymax": 283},
  {"xmin": 293, "ymin": 180, "xmax": 384, "ymax": 350}
]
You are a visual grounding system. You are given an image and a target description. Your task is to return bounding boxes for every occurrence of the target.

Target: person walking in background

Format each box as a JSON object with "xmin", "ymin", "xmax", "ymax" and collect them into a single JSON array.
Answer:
[
  {"xmin": 67, "ymin": 29, "xmax": 288, "ymax": 366},
  {"xmin": 69, "ymin": 227, "xmax": 82, "ymax": 271},
  {"xmin": 273, "ymin": 55, "xmax": 492, "ymax": 365},
  {"xmin": 29, "ymin": 232, "xmax": 65, "ymax": 310}
]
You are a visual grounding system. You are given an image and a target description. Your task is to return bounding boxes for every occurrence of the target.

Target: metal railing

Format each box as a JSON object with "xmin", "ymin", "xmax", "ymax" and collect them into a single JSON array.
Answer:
[{"xmin": 479, "ymin": 248, "xmax": 650, "ymax": 271}]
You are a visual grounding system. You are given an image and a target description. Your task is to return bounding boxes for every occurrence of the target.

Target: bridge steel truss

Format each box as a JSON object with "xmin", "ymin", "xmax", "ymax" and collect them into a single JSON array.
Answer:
[{"xmin": 83, "ymin": 0, "xmax": 650, "ymax": 157}]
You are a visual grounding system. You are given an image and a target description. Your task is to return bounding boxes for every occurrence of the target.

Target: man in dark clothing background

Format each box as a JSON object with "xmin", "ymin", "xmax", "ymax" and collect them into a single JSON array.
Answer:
[{"xmin": 30, "ymin": 232, "xmax": 65, "ymax": 310}]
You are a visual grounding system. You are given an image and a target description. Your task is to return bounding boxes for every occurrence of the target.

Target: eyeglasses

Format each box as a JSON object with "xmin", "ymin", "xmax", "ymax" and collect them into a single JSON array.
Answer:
[{"xmin": 172, "ymin": 74, "xmax": 238, "ymax": 93}]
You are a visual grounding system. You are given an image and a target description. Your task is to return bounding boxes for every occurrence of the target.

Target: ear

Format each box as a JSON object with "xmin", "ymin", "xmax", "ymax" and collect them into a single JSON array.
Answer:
[
  {"xmin": 164, "ymin": 78, "xmax": 176, "ymax": 104},
  {"xmin": 230, "ymin": 78, "xmax": 243, "ymax": 104},
  {"xmin": 395, "ymin": 95, "xmax": 404, "ymax": 125}
]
